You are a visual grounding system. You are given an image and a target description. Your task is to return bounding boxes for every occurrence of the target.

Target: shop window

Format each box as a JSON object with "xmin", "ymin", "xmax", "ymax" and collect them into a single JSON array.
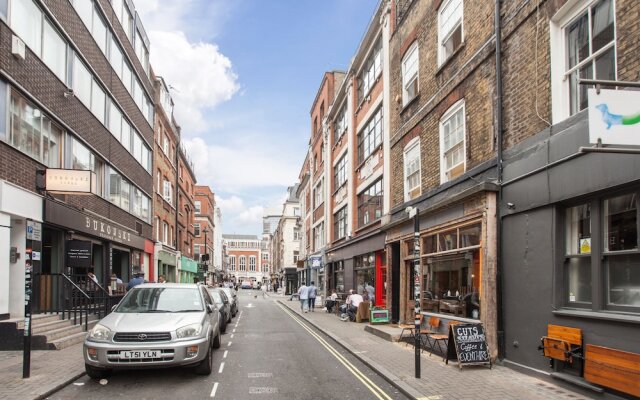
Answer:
[
  {"xmin": 333, "ymin": 261, "xmax": 345, "ymax": 293},
  {"xmin": 562, "ymin": 191, "xmax": 640, "ymax": 313},
  {"xmin": 423, "ymin": 223, "xmax": 480, "ymax": 254},
  {"xmin": 355, "ymin": 253, "xmax": 376, "ymax": 300}
]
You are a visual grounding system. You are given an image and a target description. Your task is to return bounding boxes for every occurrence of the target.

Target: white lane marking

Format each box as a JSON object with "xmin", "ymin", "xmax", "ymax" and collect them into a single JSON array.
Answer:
[
  {"xmin": 232, "ymin": 329, "xmax": 236, "ymax": 333},
  {"xmin": 227, "ymin": 341, "xmax": 232, "ymax": 347},
  {"xmin": 230, "ymin": 334, "xmax": 234, "ymax": 339},
  {"xmin": 223, "ymin": 350, "xmax": 228, "ymax": 359},
  {"xmin": 245, "ymin": 303, "xmax": 254, "ymax": 308},
  {"xmin": 218, "ymin": 362, "xmax": 225, "ymax": 373},
  {"xmin": 210, "ymin": 382, "xmax": 219, "ymax": 398}
]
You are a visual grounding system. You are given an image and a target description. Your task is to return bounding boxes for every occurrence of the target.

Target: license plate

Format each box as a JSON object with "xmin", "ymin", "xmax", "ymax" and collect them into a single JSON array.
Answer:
[{"xmin": 119, "ymin": 350, "xmax": 160, "ymax": 359}]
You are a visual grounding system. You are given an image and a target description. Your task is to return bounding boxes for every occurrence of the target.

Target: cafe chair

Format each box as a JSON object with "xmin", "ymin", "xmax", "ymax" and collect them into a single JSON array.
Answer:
[
  {"xmin": 398, "ymin": 314, "xmax": 426, "ymax": 347},
  {"xmin": 425, "ymin": 317, "xmax": 449, "ymax": 360}
]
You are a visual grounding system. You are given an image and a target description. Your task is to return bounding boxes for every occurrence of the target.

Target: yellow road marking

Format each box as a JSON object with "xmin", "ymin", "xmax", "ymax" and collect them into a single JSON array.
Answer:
[{"xmin": 277, "ymin": 303, "xmax": 393, "ymax": 400}]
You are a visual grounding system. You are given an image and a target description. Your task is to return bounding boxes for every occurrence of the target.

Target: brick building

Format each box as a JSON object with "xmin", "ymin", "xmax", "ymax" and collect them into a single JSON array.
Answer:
[
  {"xmin": 177, "ymin": 146, "xmax": 197, "ymax": 283},
  {"xmin": 0, "ymin": 0, "xmax": 155, "ymax": 320},
  {"xmin": 194, "ymin": 185, "xmax": 216, "ymax": 284},
  {"xmin": 223, "ymin": 234, "xmax": 263, "ymax": 287},
  {"xmin": 152, "ymin": 76, "xmax": 179, "ymax": 283},
  {"xmin": 383, "ymin": 0, "xmax": 500, "ymax": 356},
  {"xmin": 293, "ymin": 152, "xmax": 311, "ymax": 294}
]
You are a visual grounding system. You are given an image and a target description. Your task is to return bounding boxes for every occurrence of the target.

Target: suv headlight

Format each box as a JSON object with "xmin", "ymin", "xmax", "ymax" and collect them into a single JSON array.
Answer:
[
  {"xmin": 87, "ymin": 324, "xmax": 111, "ymax": 342},
  {"xmin": 176, "ymin": 323, "xmax": 203, "ymax": 339}
]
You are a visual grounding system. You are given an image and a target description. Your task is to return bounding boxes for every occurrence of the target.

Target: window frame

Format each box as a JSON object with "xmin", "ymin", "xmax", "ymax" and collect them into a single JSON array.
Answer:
[
  {"xmin": 401, "ymin": 41, "xmax": 419, "ymax": 105},
  {"xmin": 333, "ymin": 153, "xmax": 347, "ymax": 192},
  {"xmin": 437, "ymin": 0, "xmax": 464, "ymax": 66},
  {"xmin": 550, "ymin": 0, "xmax": 617, "ymax": 123},
  {"xmin": 357, "ymin": 107, "xmax": 383, "ymax": 164},
  {"xmin": 439, "ymin": 99, "xmax": 466, "ymax": 184},
  {"xmin": 334, "ymin": 206, "xmax": 348, "ymax": 240},
  {"xmin": 357, "ymin": 178, "xmax": 383, "ymax": 228},
  {"xmin": 403, "ymin": 137, "xmax": 421, "ymax": 201}
]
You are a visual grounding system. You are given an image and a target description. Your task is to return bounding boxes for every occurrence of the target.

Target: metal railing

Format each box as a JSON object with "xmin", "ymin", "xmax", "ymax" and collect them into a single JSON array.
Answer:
[{"xmin": 32, "ymin": 274, "xmax": 114, "ymax": 331}]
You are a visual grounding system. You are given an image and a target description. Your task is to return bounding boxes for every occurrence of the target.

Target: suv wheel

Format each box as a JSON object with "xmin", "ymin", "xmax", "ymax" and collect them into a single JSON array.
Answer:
[
  {"xmin": 194, "ymin": 342, "xmax": 213, "ymax": 375},
  {"xmin": 213, "ymin": 331, "xmax": 221, "ymax": 349}
]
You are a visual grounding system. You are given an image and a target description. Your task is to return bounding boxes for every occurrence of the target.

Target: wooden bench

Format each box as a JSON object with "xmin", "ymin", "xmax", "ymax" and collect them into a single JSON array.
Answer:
[
  {"xmin": 584, "ymin": 344, "xmax": 640, "ymax": 398},
  {"xmin": 539, "ymin": 324, "xmax": 583, "ymax": 365}
]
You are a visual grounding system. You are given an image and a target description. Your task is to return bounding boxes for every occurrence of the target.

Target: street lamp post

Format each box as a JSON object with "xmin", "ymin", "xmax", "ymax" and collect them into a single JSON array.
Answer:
[{"xmin": 406, "ymin": 206, "xmax": 421, "ymax": 379}]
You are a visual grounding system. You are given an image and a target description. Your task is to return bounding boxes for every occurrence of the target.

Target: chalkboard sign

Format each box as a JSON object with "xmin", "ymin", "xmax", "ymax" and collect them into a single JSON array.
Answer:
[
  {"xmin": 66, "ymin": 240, "xmax": 92, "ymax": 267},
  {"xmin": 445, "ymin": 323, "xmax": 492, "ymax": 369}
]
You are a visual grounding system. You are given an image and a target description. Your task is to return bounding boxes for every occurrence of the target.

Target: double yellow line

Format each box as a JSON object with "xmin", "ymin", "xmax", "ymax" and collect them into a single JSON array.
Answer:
[{"xmin": 278, "ymin": 303, "xmax": 393, "ymax": 400}]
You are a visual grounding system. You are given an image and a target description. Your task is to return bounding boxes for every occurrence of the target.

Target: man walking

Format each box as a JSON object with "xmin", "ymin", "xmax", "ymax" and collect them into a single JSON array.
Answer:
[
  {"xmin": 307, "ymin": 281, "xmax": 317, "ymax": 312},
  {"xmin": 298, "ymin": 283, "xmax": 309, "ymax": 313}
]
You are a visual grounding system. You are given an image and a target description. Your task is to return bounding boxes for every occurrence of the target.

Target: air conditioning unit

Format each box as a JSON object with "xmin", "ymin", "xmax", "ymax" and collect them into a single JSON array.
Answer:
[{"xmin": 12, "ymin": 35, "xmax": 25, "ymax": 59}]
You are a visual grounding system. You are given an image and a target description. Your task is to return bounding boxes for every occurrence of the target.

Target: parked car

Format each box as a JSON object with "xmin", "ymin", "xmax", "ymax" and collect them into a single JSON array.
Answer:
[
  {"xmin": 83, "ymin": 283, "xmax": 221, "ymax": 379},
  {"xmin": 221, "ymin": 287, "xmax": 238, "ymax": 317},
  {"xmin": 240, "ymin": 281, "xmax": 252, "ymax": 289},
  {"xmin": 207, "ymin": 287, "xmax": 231, "ymax": 333}
]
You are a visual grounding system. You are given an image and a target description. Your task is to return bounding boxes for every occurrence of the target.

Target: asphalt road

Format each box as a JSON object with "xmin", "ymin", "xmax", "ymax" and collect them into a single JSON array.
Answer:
[{"xmin": 49, "ymin": 290, "xmax": 409, "ymax": 400}]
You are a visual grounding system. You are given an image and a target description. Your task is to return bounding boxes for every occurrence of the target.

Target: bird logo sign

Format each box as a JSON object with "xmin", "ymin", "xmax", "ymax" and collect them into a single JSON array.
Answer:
[{"xmin": 588, "ymin": 89, "xmax": 640, "ymax": 146}]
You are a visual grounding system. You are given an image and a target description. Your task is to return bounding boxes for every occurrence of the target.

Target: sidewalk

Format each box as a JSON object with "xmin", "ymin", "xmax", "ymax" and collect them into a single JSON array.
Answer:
[
  {"xmin": 276, "ymin": 294, "xmax": 592, "ymax": 400},
  {"xmin": 0, "ymin": 342, "xmax": 85, "ymax": 400}
]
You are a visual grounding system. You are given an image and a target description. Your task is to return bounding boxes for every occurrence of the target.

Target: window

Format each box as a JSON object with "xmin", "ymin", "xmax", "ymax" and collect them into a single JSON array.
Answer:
[
  {"xmin": 42, "ymin": 20, "xmax": 67, "ymax": 82},
  {"xmin": 11, "ymin": 0, "xmax": 42, "ymax": 53},
  {"xmin": 314, "ymin": 222, "xmax": 325, "ymax": 250},
  {"xmin": 293, "ymin": 228, "xmax": 301, "ymax": 241},
  {"xmin": 195, "ymin": 201, "xmax": 202, "ymax": 213},
  {"xmin": 163, "ymin": 135, "xmax": 170, "ymax": 155},
  {"xmin": 8, "ymin": 92, "xmax": 62, "ymax": 168},
  {"xmin": 110, "ymin": 38, "xmax": 124, "ymax": 79},
  {"xmin": 230, "ymin": 256, "xmax": 236, "ymax": 271},
  {"xmin": 70, "ymin": 136, "xmax": 103, "ymax": 195},
  {"xmin": 334, "ymin": 207, "xmax": 347, "ymax": 240},
  {"xmin": 262, "ymin": 253, "xmax": 269, "ymax": 260},
  {"xmin": 334, "ymin": 104, "xmax": 347, "ymax": 143},
  {"xmin": 293, "ymin": 207, "xmax": 300, "ymax": 217},
  {"xmin": 404, "ymin": 138, "xmax": 421, "ymax": 200},
  {"xmin": 194, "ymin": 223, "xmax": 201, "ymax": 237},
  {"xmin": 163, "ymin": 179, "xmax": 172, "ymax": 203},
  {"xmin": 438, "ymin": 0, "xmax": 463, "ymax": 65},
  {"xmin": 334, "ymin": 154, "xmax": 347, "ymax": 191},
  {"xmin": 239, "ymin": 256, "xmax": 246, "ymax": 271},
  {"xmin": 357, "ymin": 179, "xmax": 383, "ymax": 227},
  {"xmin": 357, "ymin": 38, "xmax": 382, "ymax": 103},
  {"xmin": 162, "ymin": 222, "xmax": 169, "ymax": 245},
  {"xmin": 314, "ymin": 179, "xmax": 324, "ymax": 209},
  {"xmin": 402, "ymin": 42, "xmax": 419, "ymax": 105},
  {"xmin": 357, "ymin": 107, "xmax": 383, "ymax": 163},
  {"xmin": 293, "ymin": 251, "xmax": 300, "ymax": 263},
  {"xmin": 73, "ymin": 56, "xmax": 92, "ymax": 108},
  {"xmin": 563, "ymin": 191, "xmax": 640, "ymax": 313},
  {"xmin": 249, "ymin": 256, "xmax": 256, "ymax": 272},
  {"xmin": 135, "ymin": 30, "xmax": 149, "ymax": 73},
  {"xmin": 439, "ymin": 100, "xmax": 465, "ymax": 183},
  {"xmin": 109, "ymin": 103, "xmax": 122, "ymax": 141},
  {"xmin": 551, "ymin": 0, "xmax": 616, "ymax": 121}
]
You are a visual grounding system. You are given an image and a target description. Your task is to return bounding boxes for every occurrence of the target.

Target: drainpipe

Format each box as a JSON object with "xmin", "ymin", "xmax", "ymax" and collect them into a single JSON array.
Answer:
[{"xmin": 495, "ymin": 0, "xmax": 505, "ymax": 360}]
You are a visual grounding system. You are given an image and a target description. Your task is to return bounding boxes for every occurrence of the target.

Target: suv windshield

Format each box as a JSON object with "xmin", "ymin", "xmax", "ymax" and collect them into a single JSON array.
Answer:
[{"xmin": 116, "ymin": 288, "xmax": 203, "ymax": 313}]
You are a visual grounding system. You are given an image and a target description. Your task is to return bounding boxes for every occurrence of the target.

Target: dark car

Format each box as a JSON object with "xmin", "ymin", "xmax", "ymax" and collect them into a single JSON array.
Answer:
[
  {"xmin": 221, "ymin": 287, "xmax": 238, "ymax": 317},
  {"xmin": 207, "ymin": 287, "xmax": 231, "ymax": 333}
]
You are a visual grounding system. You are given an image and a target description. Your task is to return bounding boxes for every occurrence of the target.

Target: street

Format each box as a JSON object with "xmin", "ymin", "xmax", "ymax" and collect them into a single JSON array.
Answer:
[{"xmin": 49, "ymin": 290, "xmax": 408, "ymax": 400}]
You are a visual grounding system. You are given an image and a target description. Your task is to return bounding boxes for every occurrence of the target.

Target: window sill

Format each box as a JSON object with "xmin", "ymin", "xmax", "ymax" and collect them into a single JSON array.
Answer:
[
  {"xmin": 355, "ymin": 144, "xmax": 384, "ymax": 171},
  {"xmin": 552, "ymin": 308, "xmax": 640, "ymax": 324},
  {"xmin": 435, "ymin": 42, "xmax": 466, "ymax": 76},
  {"xmin": 399, "ymin": 93, "xmax": 420, "ymax": 115}
]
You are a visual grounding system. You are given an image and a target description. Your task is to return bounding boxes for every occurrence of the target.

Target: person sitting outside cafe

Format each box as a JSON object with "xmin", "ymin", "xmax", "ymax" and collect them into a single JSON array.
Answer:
[
  {"xmin": 345, "ymin": 289, "xmax": 363, "ymax": 322},
  {"xmin": 325, "ymin": 290, "xmax": 338, "ymax": 313}
]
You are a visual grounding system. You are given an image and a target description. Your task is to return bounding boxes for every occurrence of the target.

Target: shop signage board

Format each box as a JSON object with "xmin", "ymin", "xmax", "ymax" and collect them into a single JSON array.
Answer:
[
  {"xmin": 370, "ymin": 308, "xmax": 390, "ymax": 324},
  {"xmin": 45, "ymin": 169, "xmax": 95, "ymax": 194},
  {"xmin": 26, "ymin": 221, "xmax": 41, "ymax": 241},
  {"xmin": 588, "ymin": 89, "xmax": 640, "ymax": 145},
  {"xmin": 66, "ymin": 240, "xmax": 92, "ymax": 267},
  {"xmin": 445, "ymin": 323, "xmax": 492, "ymax": 369},
  {"xmin": 310, "ymin": 256, "xmax": 322, "ymax": 270}
]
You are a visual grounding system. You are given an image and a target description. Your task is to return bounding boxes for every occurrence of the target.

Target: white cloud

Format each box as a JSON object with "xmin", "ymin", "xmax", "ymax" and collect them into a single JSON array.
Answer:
[
  {"xmin": 183, "ymin": 137, "xmax": 301, "ymax": 192},
  {"xmin": 215, "ymin": 195, "xmax": 245, "ymax": 214},
  {"xmin": 147, "ymin": 31, "xmax": 239, "ymax": 132},
  {"xmin": 238, "ymin": 206, "xmax": 264, "ymax": 224}
]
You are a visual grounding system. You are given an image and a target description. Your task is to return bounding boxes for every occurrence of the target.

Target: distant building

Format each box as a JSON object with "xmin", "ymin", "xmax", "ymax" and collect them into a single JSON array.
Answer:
[
  {"xmin": 223, "ymin": 234, "xmax": 264, "ymax": 286},
  {"xmin": 194, "ymin": 185, "xmax": 216, "ymax": 284}
]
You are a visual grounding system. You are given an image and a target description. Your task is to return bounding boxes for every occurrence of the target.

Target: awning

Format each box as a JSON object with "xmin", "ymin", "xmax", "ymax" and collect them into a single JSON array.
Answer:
[{"xmin": 180, "ymin": 256, "xmax": 198, "ymax": 273}]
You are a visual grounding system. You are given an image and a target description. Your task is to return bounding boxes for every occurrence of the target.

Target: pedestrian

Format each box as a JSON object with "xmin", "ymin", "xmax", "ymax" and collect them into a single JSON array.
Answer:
[
  {"xmin": 365, "ymin": 282, "xmax": 375, "ymax": 306},
  {"xmin": 110, "ymin": 273, "xmax": 123, "ymax": 284},
  {"xmin": 126, "ymin": 272, "xmax": 145, "ymax": 291},
  {"xmin": 158, "ymin": 275, "xmax": 166, "ymax": 283},
  {"xmin": 326, "ymin": 289, "xmax": 338, "ymax": 313},
  {"xmin": 307, "ymin": 281, "xmax": 317, "ymax": 312},
  {"xmin": 298, "ymin": 283, "xmax": 309, "ymax": 313}
]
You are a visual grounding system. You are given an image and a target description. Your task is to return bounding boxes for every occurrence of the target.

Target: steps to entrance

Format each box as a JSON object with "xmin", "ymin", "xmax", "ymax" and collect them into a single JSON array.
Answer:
[{"xmin": 0, "ymin": 313, "xmax": 99, "ymax": 350}]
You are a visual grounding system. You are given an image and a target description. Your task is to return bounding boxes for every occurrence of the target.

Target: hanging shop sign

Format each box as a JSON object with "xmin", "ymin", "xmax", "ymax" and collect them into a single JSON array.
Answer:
[
  {"xmin": 588, "ymin": 89, "xmax": 640, "ymax": 145},
  {"xmin": 45, "ymin": 169, "xmax": 95, "ymax": 194},
  {"xmin": 309, "ymin": 256, "xmax": 322, "ymax": 270}
]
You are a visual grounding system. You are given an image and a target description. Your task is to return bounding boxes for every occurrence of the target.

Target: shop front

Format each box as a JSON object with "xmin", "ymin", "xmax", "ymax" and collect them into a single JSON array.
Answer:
[
  {"xmin": 156, "ymin": 243, "xmax": 178, "ymax": 283},
  {"xmin": 385, "ymin": 191, "xmax": 498, "ymax": 359},
  {"xmin": 179, "ymin": 256, "xmax": 198, "ymax": 283}
]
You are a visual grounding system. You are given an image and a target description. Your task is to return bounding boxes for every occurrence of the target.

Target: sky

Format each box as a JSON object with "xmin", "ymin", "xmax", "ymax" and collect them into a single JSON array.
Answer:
[{"xmin": 135, "ymin": 0, "xmax": 379, "ymax": 236}]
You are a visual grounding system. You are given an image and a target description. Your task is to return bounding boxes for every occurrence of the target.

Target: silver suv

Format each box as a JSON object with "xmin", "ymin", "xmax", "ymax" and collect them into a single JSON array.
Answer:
[{"xmin": 83, "ymin": 283, "xmax": 221, "ymax": 379}]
